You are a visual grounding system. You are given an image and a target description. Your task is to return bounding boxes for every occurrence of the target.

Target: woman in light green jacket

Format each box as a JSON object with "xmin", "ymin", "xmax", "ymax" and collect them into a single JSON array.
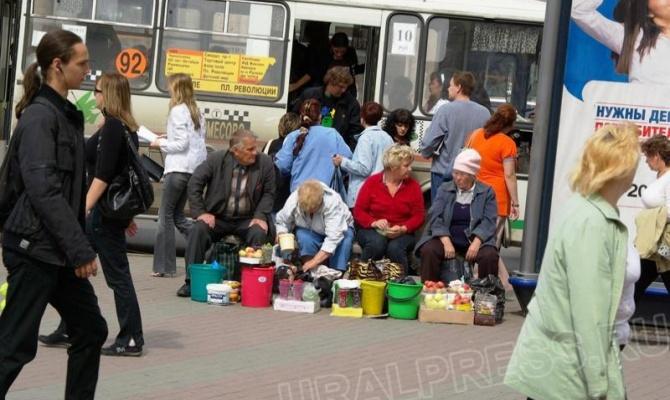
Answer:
[{"xmin": 504, "ymin": 124, "xmax": 640, "ymax": 400}]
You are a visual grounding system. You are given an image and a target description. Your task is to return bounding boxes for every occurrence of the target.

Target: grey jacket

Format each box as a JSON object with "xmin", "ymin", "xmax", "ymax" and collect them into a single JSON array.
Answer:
[
  {"xmin": 188, "ymin": 150, "xmax": 276, "ymax": 222},
  {"xmin": 415, "ymin": 180, "xmax": 497, "ymax": 254}
]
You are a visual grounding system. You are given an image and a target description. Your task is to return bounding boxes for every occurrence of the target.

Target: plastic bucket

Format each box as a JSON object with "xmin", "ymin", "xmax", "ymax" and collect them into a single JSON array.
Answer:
[
  {"xmin": 386, "ymin": 282, "xmax": 423, "ymax": 319},
  {"xmin": 207, "ymin": 283, "xmax": 231, "ymax": 305},
  {"xmin": 241, "ymin": 265, "xmax": 275, "ymax": 307},
  {"xmin": 361, "ymin": 280, "xmax": 386, "ymax": 315},
  {"xmin": 190, "ymin": 264, "xmax": 224, "ymax": 302}
]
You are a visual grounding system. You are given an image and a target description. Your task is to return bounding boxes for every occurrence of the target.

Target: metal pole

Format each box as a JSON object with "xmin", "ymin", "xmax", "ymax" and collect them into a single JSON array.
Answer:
[{"xmin": 518, "ymin": 0, "xmax": 572, "ymax": 275}]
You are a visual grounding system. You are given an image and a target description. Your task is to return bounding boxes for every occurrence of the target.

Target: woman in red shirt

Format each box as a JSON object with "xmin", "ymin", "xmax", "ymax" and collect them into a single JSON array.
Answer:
[{"xmin": 353, "ymin": 144, "xmax": 425, "ymax": 272}]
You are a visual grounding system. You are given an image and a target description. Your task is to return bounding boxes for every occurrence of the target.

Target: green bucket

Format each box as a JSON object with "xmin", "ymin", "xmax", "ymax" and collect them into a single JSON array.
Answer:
[
  {"xmin": 386, "ymin": 281, "xmax": 423, "ymax": 320},
  {"xmin": 190, "ymin": 264, "xmax": 225, "ymax": 302}
]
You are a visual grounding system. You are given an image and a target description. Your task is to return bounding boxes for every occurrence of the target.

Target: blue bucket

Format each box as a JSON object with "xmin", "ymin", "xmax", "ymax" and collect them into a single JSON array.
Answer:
[{"xmin": 190, "ymin": 264, "xmax": 225, "ymax": 302}]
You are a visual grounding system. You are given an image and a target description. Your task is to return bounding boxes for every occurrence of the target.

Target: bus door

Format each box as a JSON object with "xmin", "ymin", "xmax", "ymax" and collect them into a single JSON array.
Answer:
[
  {"xmin": 288, "ymin": 3, "xmax": 382, "ymax": 108},
  {"xmin": 0, "ymin": 0, "xmax": 20, "ymax": 143}
]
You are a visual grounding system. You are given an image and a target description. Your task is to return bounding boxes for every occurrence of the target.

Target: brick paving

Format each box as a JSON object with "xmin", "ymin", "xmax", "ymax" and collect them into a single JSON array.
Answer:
[{"xmin": 1, "ymin": 250, "xmax": 668, "ymax": 400}]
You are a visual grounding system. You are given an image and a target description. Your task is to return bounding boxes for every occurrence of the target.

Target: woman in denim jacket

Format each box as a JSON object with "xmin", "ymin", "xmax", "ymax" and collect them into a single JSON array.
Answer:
[{"xmin": 414, "ymin": 149, "xmax": 499, "ymax": 283}]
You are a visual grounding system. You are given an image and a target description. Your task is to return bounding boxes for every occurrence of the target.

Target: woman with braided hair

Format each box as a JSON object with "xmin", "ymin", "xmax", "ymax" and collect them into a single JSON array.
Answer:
[{"xmin": 275, "ymin": 98, "xmax": 352, "ymax": 193}]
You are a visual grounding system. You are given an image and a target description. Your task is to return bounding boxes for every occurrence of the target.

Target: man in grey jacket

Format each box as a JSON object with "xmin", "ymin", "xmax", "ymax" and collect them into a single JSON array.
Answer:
[
  {"xmin": 176, "ymin": 129, "xmax": 275, "ymax": 297},
  {"xmin": 419, "ymin": 71, "xmax": 490, "ymax": 201}
]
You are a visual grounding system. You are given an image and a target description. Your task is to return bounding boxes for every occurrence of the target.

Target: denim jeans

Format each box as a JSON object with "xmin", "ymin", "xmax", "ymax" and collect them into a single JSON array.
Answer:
[
  {"xmin": 88, "ymin": 208, "xmax": 144, "ymax": 347},
  {"xmin": 295, "ymin": 226, "xmax": 354, "ymax": 271},
  {"xmin": 153, "ymin": 172, "xmax": 193, "ymax": 275},
  {"xmin": 356, "ymin": 228, "xmax": 416, "ymax": 272},
  {"xmin": 0, "ymin": 249, "xmax": 108, "ymax": 399},
  {"xmin": 431, "ymin": 172, "xmax": 444, "ymax": 201}
]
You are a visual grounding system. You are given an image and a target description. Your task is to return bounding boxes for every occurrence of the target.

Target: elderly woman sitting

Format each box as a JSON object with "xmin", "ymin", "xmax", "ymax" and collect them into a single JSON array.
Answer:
[
  {"xmin": 353, "ymin": 144, "xmax": 425, "ymax": 271},
  {"xmin": 275, "ymin": 180, "xmax": 355, "ymax": 272},
  {"xmin": 415, "ymin": 149, "xmax": 499, "ymax": 282}
]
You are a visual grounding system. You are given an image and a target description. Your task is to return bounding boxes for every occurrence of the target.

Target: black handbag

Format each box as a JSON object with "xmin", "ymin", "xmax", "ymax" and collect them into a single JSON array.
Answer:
[{"xmin": 97, "ymin": 129, "xmax": 155, "ymax": 219}]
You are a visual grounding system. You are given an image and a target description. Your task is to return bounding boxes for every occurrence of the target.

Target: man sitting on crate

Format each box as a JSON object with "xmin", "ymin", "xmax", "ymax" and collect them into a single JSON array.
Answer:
[{"xmin": 176, "ymin": 129, "xmax": 275, "ymax": 297}]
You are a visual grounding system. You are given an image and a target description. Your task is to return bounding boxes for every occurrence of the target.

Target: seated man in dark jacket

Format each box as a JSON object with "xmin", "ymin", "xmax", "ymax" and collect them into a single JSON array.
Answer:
[
  {"xmin": 176, "ymin": 129, "xmax": 276, "ymax": 297},
  {"xmin": 293, "ymin": 66, "xmax": 363, "ymax": 150}
]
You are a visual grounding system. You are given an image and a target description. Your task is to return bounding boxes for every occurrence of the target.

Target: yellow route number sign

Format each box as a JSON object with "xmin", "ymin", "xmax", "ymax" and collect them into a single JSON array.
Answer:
[{"xmin": 115, "ymin": 48, "xmax": 148, "ymax": 79}]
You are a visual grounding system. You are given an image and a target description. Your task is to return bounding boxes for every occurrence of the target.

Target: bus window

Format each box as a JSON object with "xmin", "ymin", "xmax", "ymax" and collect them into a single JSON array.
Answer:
[
  {"xmin": 96, "ymin": 0, "xmax": 154, "ymax": 26},
  {"xmin": 159, "ymin": 0, "xmax": 286, "ymax": 102},
  {"xmin": 421, "ymin": 17, "xmax": 541, "ymax": 117},
  {"xmin": 27, "ymin": 1, "xmax": 155, "ymax": 89},
  {"xmin": 33, "ymin": 0, "xmax": 93, "ymax": 20},
  {"xmin": 382, "ymin": 14, "xmax": 421, "ymax": 112}
]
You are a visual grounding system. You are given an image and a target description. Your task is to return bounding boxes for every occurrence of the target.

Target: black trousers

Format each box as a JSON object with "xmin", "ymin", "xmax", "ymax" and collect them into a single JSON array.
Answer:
[
  {"xmin": 418, "ymin": 237, "xmax": 499, "ymax": 282},
  {"xmin": 0, "ymin": 249, "xmax": 108, "ymax": 399},
  {"xmin": 356, "ymin": 228, "xmax": 416, "ymax": 272},
  {"xmin": 88, "ymin": 208, "xmax": 144, "ymax": 347},
  {"xmin": 634, "ymin": 259, "xmax": 670, "ymax": 306},
  {"xmin": 185, "ymin": 218, "xmax": 268, "ymax": 281}
]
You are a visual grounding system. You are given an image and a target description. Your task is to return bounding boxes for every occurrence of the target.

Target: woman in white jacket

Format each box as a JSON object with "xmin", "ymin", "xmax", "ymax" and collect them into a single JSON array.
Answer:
[
  {"xmin": 572, "ymin": 0, "xmax": 670, "ymax": 84},
  {"xmin": 150, "ymin": 73, "xmax": 207, "ymax": 277}
]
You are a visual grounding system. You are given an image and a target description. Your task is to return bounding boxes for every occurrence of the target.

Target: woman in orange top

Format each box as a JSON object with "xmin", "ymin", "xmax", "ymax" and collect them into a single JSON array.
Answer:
[{"xmin": 466, "ymin": 103, "xmax": 520, "ymax": 282}]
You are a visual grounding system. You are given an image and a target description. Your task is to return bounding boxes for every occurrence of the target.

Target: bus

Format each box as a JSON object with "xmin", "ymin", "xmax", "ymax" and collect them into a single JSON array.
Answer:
[{"xmin": 0, "ymin": 0, "xmax": 546, "ymax": 250}]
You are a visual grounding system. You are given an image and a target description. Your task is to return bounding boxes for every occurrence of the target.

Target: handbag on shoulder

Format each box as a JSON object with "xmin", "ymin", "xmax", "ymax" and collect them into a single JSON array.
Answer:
[{"xmin": 97, "ymin": 128, "xmax": 155, "ymax": 219}]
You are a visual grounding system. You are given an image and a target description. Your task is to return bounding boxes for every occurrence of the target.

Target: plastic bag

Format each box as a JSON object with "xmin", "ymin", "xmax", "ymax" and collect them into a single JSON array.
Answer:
[
  {"xmin": 473, "ymin": 293, "xmax": 497, "ymax": 326},
  {"xmin": 440, "ymin": 257, "xmax": 473, "ymax": 283},
  {"xmin": 469, "ymin": 274, "xmax": 505, "ymax": 323},
  {"xmin": 302, "ymin": 282, "xmax": 319, "ymax": 302}
]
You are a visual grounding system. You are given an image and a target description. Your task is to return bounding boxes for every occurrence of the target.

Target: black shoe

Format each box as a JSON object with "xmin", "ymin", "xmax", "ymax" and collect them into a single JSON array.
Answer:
[
  {"xmin": 38, "ymin": 332, "xmax": 71, "ymax": 348},
  {"xmin": 101, "ymin": 343, "xmax": 143, "ymax": 357},
  {"xmin": 176, "ymin": 282, "xmax": 191, "ymax": 297}
]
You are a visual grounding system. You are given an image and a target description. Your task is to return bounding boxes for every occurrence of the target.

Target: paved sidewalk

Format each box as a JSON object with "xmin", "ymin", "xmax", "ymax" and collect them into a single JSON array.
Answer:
[{"xmin": 1, "ymin": 251, "xmax": 669, "ymax": 400}]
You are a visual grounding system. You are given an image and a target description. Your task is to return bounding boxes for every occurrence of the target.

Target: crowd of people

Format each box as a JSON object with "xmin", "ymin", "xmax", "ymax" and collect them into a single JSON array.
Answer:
[{"xmin": 4, "ymin": 27, "xmax": 662, "ymax": 400}]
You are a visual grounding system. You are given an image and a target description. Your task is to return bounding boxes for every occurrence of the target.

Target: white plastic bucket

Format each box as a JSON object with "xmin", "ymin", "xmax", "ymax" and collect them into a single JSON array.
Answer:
[{"xmin": 207, "ymin": 283, "xmax": 231, "ymax": 305}]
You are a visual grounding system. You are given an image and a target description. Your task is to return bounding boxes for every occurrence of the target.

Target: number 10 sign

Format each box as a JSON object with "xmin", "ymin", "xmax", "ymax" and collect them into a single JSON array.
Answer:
[{"xmin": 391, "ymin": 22, "xmax": 417, "ymax": 56}]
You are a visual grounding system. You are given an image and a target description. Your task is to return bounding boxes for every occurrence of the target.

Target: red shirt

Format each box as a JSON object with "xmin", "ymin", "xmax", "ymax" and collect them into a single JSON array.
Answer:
[{"xmin": 353, "ymin": 172, "xmax": 425, "ymax": 233}]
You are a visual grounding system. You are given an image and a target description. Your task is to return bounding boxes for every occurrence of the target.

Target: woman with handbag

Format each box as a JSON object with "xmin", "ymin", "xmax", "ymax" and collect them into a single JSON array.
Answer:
[
  {"xmin": 275, "ymin": 98, "xmax": 352, "ymax": 194},
  {"xmin": 85, "ymin": 72, "xmax": 144, "ymax": 356},
  {"xmin": 635, "ymin": 135, "xmax": 670, "ymax": 302},
  {"xmin": 465, "ymin": 103, "xmax": 520, "ymax": 284},
  {"xmin": 149, "ymin": 73, "xmax": 207, "ymax": 277},
  {"xmin": 352, "ymin": 144, "xmax": 424, "ymax": 272}
]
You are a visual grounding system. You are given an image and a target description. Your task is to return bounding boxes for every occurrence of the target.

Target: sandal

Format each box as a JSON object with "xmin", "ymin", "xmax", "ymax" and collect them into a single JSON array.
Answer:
[{"xmin": 151, "ymin": 272, "xmax": 165, "ymax": 277}]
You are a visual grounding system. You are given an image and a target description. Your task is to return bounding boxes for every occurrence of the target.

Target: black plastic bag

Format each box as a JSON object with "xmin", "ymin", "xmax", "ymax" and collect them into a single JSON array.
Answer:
[
  {"xmin": 209, "ymin": 242, "xmax": 240, "ymax": 281},
  {"xmin": 469, "ymin": 274, "xmax": 505, "ymax": 323},
  {"xmin": 440, "ymin": 257, "xmax": 473, "ymax": 283}
]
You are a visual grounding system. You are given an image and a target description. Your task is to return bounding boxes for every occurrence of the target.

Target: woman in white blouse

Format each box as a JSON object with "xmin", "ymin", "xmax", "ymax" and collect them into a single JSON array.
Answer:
[
  {"xmin": 150, "ymin": 73, "xmax": 207, "ymax": 277},
  {"xmin": 572, "ymin": 0, "xmax": 670, "ymax": 84},
  {"xmin": 637, "ymin": 135, "xmax": 670, "ymax": 300}
]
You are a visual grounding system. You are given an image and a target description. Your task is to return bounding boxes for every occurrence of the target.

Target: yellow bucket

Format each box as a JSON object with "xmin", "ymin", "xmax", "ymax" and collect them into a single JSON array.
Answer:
[{"xmin": 361, "ymin": 280, "xmax": 386, "ymax": 315}]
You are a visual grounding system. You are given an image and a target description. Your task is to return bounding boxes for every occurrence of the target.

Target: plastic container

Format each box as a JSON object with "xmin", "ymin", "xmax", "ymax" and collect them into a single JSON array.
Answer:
[
  {"xmin": 190, "ymin": 264, "xmax": 224, "ymax": 302},
  {"xmin": 292, "ymin": 280, "xmax": 304, "ymax": 301},
  {"xmin": 241, "ymin": 265, "xmax": 275, "ymax": 307},
  {"xmin": 207, "ymin": 283, "xmax": 231, "ymax": 305},
  {"xmin": 361, "ymin": 280, "xmax": 386, "ymax": 315},
  {"xmin": 279, "ymin": 279, "xmax": 291, "ymax": 300},
  {"xmin": 386, "ymin": 281, "xmax": 423, "ymax": 319}
]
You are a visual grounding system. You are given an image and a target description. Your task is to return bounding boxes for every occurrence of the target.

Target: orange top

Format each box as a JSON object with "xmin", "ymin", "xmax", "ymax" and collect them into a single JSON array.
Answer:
[{"xmin": 466, "ymin": 128, "xmax": 517, "ymax": 217}]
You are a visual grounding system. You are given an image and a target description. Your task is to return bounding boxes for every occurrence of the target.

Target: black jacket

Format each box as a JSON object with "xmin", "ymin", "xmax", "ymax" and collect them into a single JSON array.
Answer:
[
  {"xmin": 188, "ymin": 150, "xmax": 276, "ymax": 221},
  {"xmin": 293, "ymin": 86, "xmax": 363, "ymax": 149},
  {"xmin": 2, "ymin": 85, "xmax": 96, "ymax": 268}
]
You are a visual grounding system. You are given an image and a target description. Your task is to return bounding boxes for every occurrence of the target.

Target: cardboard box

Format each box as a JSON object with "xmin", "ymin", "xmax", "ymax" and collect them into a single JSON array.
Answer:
[
  {"xmin": 273, "ymin": 298, "xmax": 320, "ymax": 313},
  {"xmin": 418, "ymin": 307, "xmax": 474, "ymax": 325}
]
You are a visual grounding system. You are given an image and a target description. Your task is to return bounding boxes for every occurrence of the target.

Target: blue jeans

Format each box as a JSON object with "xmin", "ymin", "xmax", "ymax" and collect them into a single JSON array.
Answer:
[
  {"xmin": 153, "ymin": 172, "xmax": 193, "ymax": 275},
  {"xmin": 295, "ymin": 226, "xmax": 354, "ymax": 271},
  {"xmin": 431, "ymin": 172, "xmax": 454, "ymax": 201}
]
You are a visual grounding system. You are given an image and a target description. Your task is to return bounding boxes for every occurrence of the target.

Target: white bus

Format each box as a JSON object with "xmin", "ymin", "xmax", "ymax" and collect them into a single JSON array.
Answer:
[{"xmin": 0, "ymin": 0, "xmax": 545, "ymax": 249}]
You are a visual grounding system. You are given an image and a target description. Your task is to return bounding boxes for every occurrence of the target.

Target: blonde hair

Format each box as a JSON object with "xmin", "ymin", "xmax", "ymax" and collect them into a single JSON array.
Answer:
[
  {"xmin": 168, "ymin": 73, "xmax": 201, "ymax": 130},
  {"xmin": 98, "ymin": 72, "xmax": 139, "ymax": 132},
  {"xmin": 298, "ymin": 180, "xmax": 324, "ymax": 213},
  {"xmin": 570, "ymin": 124, "xmax": 640, "ymax": 196},
  {"xmin": 323, "ymin": 66, "xmax": 354, "ymax": 87},
  {"xmin": 383, "ymin": 144, "xmax": 415, "ymax": 170}
]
